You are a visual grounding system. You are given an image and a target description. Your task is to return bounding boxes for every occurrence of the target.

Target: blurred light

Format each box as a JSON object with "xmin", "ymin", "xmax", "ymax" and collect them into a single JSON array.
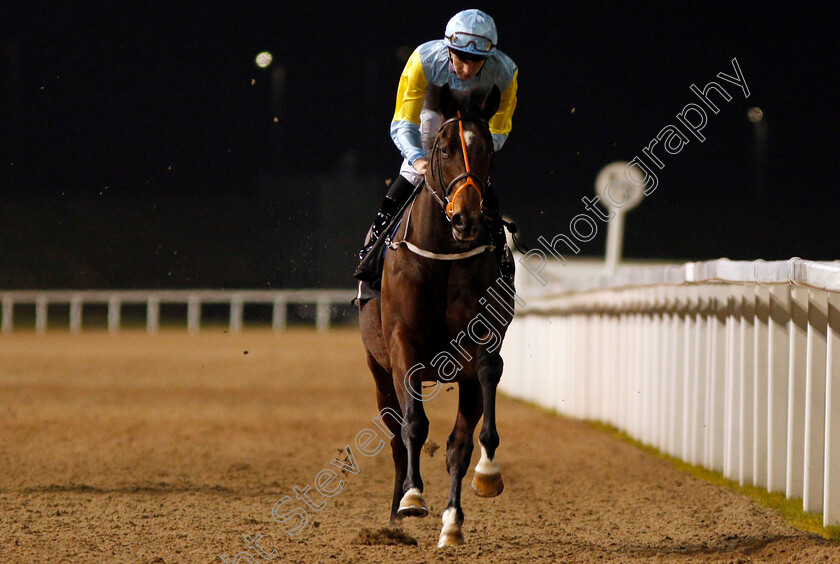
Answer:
[
  {"xmin": 747, "ymin": 106, "xmax": 764, "ymax": 123},
  {"xmin": 256, "ymin": 52, "xmax": 273, "ymax": 68}
]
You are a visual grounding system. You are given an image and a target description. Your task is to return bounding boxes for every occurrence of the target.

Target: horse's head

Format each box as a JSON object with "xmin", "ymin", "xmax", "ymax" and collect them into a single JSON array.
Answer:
[{"xmin": 429, "ymin": 84, "xmax": 500, "ymax": 243}]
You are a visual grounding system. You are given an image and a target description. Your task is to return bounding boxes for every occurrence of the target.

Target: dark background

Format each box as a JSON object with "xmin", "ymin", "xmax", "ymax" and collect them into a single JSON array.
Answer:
[{"xmin": 1, "ymin": 3, "xmax": 835, "ymax": 289}]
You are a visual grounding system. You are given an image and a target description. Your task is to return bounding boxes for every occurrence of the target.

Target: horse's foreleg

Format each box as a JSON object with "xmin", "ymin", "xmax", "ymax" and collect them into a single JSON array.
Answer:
[
  {"xmin": 472, "ymin": 349, "xmax": 504, "ymax": 497},
  {"xmin": 438, "ymin": 379, "xmax": 482, "ymax": 547},
  {"xmin": 397, "ymin": 395, "xmax": 430, "ymax": 517},
  {"xmin": 392, "ymin": 340, "xmax": 430, "ymax": 518},
  {"xmin": 368, "ymin": 354, "xmax": 407, "ymax": 524}
]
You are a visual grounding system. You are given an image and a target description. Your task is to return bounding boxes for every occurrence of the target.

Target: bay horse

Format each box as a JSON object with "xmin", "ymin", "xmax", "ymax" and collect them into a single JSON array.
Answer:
[{"xmin": 358, "ymin": 84, "xmax": 514, "ymax": 547}]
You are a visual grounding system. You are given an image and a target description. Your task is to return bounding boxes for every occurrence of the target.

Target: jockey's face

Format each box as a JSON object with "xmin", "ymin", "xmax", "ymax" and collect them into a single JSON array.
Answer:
[{"xmin": 450, "ymin": 50, "xmax": 486, "ymax": 81}]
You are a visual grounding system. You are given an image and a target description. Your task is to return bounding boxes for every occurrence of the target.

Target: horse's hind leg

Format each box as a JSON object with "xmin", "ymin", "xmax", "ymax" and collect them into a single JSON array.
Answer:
[
  {"xmin": 367, "ymin": 354, "xmax": 407, "ymax": 524},
  {"xmin": 438, "ymin": 379, "xmax": 483, "ymax": 547},
  {"xmin": 471, "ymin": 349, "xmax": 505, "ymax": 497}
]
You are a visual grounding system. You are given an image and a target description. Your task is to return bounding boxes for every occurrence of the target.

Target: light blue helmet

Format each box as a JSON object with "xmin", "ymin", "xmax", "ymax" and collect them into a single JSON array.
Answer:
[{"xmin": 444, "ymin": 9, "xmax": 498, "ymax": 57}]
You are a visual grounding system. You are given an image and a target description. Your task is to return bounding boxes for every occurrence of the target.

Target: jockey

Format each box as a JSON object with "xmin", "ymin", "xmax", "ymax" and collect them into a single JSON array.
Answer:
[{"xmin": 355, "ymin": 9, "xmax": 518, "ymax": 285}]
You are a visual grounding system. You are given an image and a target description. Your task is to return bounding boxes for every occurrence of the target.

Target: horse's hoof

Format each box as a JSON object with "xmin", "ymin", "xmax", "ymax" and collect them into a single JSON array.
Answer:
[
  {"xmin": 472, "ymin": 446, "xmax": 504, "ymax": 497},
  {"xmin": 437, "ymin": 507, "xmax": 464, "ymax": 548},
  {"xmin": 397, "ymin": 488, "xmax": 429, "ymax": 518},
  {"xmin": 437, "ymin": 531, "xmax": 464, "ymax": 547},
  {"xmin": 471, "ymin": 471, "xmax": 504, "ymax": 497}
]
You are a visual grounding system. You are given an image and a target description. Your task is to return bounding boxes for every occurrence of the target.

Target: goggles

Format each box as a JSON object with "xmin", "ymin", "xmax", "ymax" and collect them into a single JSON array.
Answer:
[{"xmin": 447, "ymin": 32, "xmax": 494, "ymax": 53}]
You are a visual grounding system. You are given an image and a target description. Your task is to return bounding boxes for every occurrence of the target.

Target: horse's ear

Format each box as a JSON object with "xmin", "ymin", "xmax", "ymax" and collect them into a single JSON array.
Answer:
[
  {"xmin": 438, "ymin": 84, "xmax": 459, "ymax": 119},
  {"xmin": 479, "ymin": 85, "xmax": 501, "ymax": 122}
]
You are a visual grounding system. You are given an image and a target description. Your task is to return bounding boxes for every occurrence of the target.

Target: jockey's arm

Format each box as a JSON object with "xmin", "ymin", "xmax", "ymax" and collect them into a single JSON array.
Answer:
[
  {"xmin": 390, "ymin": 49, "xmax": 428, "ymax": 166},
  {"xmin": 488, "ymin": 69, "xmax": 518, "ymax": 152}
]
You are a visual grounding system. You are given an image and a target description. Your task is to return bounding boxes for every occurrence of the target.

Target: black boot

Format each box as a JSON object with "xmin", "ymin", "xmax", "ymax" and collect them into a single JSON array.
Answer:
[
  {"xmin": 491, "ymin": 222, "xmax": 515, "ymax": 287},
  {"xmin": 355, "ymin": 175, "xmax": 416, "ymax": 283},
  {"xmin": 357, "ymin": 196, "xmax": 398, "ymax": 261},
  {"xmin": 483, "ymin": 184, "xmax": 515, "ymax": 287}
]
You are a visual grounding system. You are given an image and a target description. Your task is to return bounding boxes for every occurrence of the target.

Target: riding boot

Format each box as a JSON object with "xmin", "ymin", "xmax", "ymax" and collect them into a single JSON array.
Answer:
[
  {"xmin": 355, "ymin": 175, "xmax": 417, "ymax": 282},
  {"xmin": 483, "ymin": 185, "xmax": 515, "ymax": 287},
  {"xmin": 357, "ymin": 196, "xmax": 398, "ymax": 261},
  {"xmin": 491, "ymin": 222, "xmax": 515, "ymax": 287}
]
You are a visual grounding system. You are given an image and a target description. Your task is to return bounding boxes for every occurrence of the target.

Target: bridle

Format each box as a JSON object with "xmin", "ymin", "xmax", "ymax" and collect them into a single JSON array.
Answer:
[
  {"xmin": 388, "ymin": 111, "xmax": 506, "ymax": 261},
  {"xmin": 425, "ymin": 111, "xmax": 494, "ymax": 222}
]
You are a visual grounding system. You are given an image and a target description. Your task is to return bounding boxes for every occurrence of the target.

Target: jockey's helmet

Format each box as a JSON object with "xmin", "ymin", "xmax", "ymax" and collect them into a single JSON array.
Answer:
[{"xmin": 444, "ymin": 9, "xmax": 497, "ymax": 58}]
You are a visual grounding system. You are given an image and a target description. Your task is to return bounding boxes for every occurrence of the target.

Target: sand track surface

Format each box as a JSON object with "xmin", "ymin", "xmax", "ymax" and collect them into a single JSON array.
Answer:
[{"xmin": 1, "ymin": 330, "xmax": 838, "ymax": 562}]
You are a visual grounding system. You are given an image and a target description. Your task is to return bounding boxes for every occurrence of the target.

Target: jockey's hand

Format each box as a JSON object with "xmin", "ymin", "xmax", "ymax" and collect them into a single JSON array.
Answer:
[{"xmin": 412, "ymin": 158, "xmax": 429, "ymax": 175}]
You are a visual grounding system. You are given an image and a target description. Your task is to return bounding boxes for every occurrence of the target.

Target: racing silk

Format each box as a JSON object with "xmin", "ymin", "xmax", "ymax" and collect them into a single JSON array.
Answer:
[{"xmin": 390, "ymin": 40, "xmax": 518, "ymax": 165}]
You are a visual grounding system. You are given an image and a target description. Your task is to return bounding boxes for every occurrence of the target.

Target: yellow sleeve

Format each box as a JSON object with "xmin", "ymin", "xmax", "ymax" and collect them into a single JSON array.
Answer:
[
  {"xmin": 489, "ymin": 69, "xmax": 518, "ymax": 137},
  {"xmin": 392, "ymin": 49, "xmax": 428, "ymax": 124}
]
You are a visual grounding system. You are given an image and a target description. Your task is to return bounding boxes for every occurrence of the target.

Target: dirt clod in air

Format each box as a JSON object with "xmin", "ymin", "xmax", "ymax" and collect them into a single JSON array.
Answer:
[{"xmin": 423, "ymin": 439, "xmax": 440, "ymax": 457}]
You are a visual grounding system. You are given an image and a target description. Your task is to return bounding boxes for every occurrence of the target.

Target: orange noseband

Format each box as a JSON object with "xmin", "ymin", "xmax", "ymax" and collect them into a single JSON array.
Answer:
[{"xmin": 445, "ymin": 112, "xmax": 483, "ymax": 218}]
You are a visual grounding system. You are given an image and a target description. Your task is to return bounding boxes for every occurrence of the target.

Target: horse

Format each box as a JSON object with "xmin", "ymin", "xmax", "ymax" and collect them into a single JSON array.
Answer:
[{"xmin": 358, "ymin": 83, "xmax": 514, "ymax": 547}]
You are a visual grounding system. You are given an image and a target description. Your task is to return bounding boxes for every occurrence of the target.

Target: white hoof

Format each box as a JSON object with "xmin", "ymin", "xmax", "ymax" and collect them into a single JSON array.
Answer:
[
  {"xmin": 397, "ymin": 487, "xmax": 429, "ymax": 518},
  {"xmin": 437, "ymin": 507, "xmax": 464, "ymax": 547},
  {"xmin": 471, "ymin": 446, "xmax": 504, "ymax": 497}
]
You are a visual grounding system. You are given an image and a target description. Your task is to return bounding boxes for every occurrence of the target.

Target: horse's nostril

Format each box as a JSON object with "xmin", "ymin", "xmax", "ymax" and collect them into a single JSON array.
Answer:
[{"xmin": 451, "ymin": 213, "xmax": 465, "ymax": 231}]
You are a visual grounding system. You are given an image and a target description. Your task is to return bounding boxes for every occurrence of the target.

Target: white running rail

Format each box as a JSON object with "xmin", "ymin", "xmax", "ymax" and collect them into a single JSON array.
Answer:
[
  {"xmin": 0, "ymin": 289, "xmax": 356, "ymax": 334},
  {"xmin": 500, "ymin": 258, "xmax": 840, "ymax": 527}
]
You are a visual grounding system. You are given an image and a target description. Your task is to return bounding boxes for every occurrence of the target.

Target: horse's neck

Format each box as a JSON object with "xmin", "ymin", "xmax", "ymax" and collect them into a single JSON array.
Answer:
[{"xmin": 404, "ymin": 186, "xmax": 455, "ymax": 253}]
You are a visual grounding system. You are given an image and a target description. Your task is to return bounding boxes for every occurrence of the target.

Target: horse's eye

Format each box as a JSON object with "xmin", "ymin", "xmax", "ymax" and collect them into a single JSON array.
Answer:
[{"xmin": 441, "ymin": 149, "xmax": 449, "ymax": 159}]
